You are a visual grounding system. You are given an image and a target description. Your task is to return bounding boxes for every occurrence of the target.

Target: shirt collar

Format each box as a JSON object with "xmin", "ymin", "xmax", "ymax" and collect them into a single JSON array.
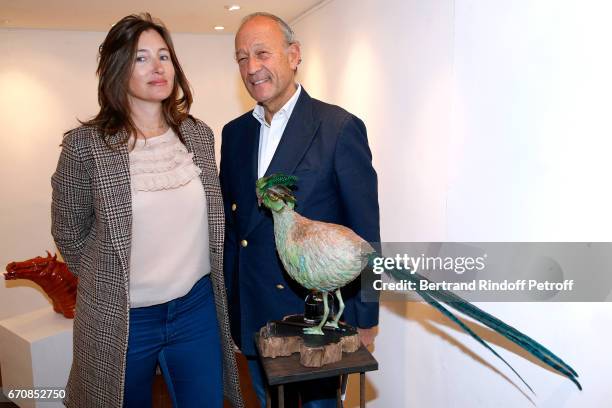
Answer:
[{"xmin": 253, "ymin": 84, "xmax": 302, "ymax": 126}]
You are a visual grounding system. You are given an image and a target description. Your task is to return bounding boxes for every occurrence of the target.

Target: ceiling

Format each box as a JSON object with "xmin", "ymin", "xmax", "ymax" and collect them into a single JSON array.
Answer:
[{"xmin": 0, "ymin": 0, "xmax": 325, "ymax": 34}]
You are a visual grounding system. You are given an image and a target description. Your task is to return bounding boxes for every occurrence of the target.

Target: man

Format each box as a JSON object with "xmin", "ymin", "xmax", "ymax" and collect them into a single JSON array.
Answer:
[{"xmin": 220, "ymin": 12, "xmax": 380, "ymax": 407}]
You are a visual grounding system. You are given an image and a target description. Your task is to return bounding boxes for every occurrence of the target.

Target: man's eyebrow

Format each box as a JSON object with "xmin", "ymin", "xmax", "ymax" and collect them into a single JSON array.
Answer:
[{"xmin": 236, "ymin": 42, "xmax": 268, "ymax": 52}]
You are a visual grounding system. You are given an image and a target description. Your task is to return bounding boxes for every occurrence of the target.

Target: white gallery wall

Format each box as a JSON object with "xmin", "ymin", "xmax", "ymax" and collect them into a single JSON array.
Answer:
[
  {"xmin": 295, "ymin": 0, "xmax": 611, "ymax": 407},
  {"xmin": 0, "ymin": 28, "xmax": 251, "ymax": 319}
]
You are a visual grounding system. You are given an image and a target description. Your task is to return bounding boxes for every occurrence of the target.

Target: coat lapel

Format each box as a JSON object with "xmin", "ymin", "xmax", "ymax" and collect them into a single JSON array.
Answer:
[
  {"xmin": 91, "ymin": 129, "xmax": 132, "ymax": 286},
  {"xmin": 180, "ymin": 119, "xmax": 224, "ymax": 257},
  {"xmin": 181, "ymin": 121, "xmax": 207, "ymax": 181},
  {"xmin": 243, "ymin": 89, "xmax": 320, "ymax": 237}
]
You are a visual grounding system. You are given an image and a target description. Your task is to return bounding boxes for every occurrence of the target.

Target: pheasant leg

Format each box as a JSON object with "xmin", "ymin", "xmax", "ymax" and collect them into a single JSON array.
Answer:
[{"xmin": 326, "ymin": 289, "xmax": 345, "ymax": 328}]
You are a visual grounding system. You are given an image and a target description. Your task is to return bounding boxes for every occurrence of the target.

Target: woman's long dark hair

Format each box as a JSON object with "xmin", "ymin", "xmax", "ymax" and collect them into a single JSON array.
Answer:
[{"xmin": 81, "ymin": 13, "xmax": 193, "ymax": 147}]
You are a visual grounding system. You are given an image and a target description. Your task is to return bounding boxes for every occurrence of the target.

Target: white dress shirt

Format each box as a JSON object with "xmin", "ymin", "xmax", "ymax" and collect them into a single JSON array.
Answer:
[{"xmin": 252, "ymin": 84, "xmax": 302, "ymax": 178}]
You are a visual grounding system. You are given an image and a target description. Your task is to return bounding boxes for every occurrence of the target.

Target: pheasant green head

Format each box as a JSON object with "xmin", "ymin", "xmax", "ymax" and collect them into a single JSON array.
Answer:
[{"xmin": 255, "ymin": 174, "xmax": 297, "ymax": 212}]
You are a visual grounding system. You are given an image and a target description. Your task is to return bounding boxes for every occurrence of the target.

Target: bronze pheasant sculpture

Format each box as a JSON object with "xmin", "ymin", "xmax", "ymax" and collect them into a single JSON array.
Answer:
[
  {"xmin": 256, "ymin": 174, "xmax": 373, "ymax": 335},
  {"xmin": 256, "ymin": 173, "xmax": 581, "ymax": 392}
]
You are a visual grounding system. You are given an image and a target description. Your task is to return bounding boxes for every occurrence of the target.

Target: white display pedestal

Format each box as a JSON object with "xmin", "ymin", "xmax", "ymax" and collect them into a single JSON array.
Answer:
[{"xmin": 0, "ymin": 307, "xmax": 73, "ymax": 408}]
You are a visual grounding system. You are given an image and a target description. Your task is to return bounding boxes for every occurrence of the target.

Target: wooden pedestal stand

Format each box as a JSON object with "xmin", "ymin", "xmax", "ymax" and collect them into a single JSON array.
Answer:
[
  {"xmin": 257, "ymin": 315, "xmax": 360, "ymax": 367},
  {"xmin": 255, "ymin": 315, "xmax": 378, "ymax": 408}
]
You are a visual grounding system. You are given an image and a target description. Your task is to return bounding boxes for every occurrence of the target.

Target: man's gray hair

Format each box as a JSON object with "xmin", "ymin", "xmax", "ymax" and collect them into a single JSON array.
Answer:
[{"xmin": 238, "ymin": 12, "xmax": 297, "ymax": 45}]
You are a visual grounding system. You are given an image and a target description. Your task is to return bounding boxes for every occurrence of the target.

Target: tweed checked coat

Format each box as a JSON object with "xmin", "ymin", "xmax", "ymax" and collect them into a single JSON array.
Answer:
[{"xmin": 51, "ymin": 117, "xmax": 243, "ymax": 408}]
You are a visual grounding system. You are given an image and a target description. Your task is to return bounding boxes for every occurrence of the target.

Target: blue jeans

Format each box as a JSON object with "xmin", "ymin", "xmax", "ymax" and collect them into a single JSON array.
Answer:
[
  {"xmin": 247, "ymin": 356, "xmax": 338, "ymax": 408},
  {"xmin": 124, "ymin": 276, "xmax": 223, "ymax": 408}
]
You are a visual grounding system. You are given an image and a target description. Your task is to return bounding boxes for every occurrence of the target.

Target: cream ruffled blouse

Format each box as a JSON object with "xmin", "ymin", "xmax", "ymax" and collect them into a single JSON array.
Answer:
[
  {"xmin": 127, "ymin": 128, "xmax": 211, "ymax": 308},
  {"xmin": 129, "ymin": 128, "xmax": 202, "ymax": 192}
]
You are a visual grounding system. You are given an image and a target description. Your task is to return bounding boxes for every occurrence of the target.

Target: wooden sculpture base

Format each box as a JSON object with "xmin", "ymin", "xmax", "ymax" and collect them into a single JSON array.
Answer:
[{"xmin": 257, "ymin": 315, "xmax": 360, "ymax": 368}]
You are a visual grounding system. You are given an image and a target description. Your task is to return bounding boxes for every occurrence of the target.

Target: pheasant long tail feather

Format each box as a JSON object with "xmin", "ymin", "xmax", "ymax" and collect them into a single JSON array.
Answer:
[
  {"xmin": 387, "ymin": 267, "xmax": 581, "ymax": 391},
  {"xmin": 417, "ymin": 289, "xmax": 535, "ymax": 394},
  {"xmin": 421, "ymin": 278, "xmax": 581, "ymax": 385}
]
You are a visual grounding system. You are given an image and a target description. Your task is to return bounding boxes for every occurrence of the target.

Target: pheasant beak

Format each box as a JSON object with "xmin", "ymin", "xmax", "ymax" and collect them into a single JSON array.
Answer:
[{"xmin": 257, "ymin": 196, "xmax": 263, "ymax": 207}]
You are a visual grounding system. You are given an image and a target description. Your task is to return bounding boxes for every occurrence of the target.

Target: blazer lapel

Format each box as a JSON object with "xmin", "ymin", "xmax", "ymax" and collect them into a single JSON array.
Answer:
[
  {"xmin": 241, "ymin": 115, "xmax": 265, "ymax": 238},
  {"xmin": 243, "ymin": 89, "xmax": 320, "ymax": 237},
  {"xmin": 264, "ymin": 89, "xmax": 320, "ymax": 177},
  {"xmin": 239, "ymin": 115, "xmax": 261, "ymax": 206}
]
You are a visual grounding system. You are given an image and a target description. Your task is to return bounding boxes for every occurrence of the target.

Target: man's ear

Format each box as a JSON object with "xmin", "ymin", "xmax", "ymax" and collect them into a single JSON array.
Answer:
[{"xmin": 287, "ymin": 41, "xmax": 302, "ymax": 71}]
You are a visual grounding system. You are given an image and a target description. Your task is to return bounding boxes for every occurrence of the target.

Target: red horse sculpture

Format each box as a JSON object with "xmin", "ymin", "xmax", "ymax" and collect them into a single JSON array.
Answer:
[{"xmin": 4, "ymin": 252, "xmax": 78, "ymax": 318}]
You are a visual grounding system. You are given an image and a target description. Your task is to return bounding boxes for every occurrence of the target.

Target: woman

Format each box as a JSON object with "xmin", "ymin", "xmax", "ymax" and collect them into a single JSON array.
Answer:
[{"xmin": 51, "ymin": 13, "xmax": 243, "ymax": 408}]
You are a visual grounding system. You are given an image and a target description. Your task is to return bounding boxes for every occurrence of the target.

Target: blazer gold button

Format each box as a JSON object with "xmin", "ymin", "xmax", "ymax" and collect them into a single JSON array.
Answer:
[
  {"xmin": 231, "ymin": 203, "xmax": 237, "ymax": 211},
  {"xmin": 241, "ymin": 240, "xmax": 248, "ymax": 247},
  {"xmin": 276, "ymin": 284, "xmax": 285, "ymax": 290}
]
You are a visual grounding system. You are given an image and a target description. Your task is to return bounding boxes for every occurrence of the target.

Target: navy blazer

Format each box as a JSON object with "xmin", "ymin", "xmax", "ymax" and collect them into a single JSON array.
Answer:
[{"xmin": 220, "ymin": 89, "xmax": 380, "ymax": 355}]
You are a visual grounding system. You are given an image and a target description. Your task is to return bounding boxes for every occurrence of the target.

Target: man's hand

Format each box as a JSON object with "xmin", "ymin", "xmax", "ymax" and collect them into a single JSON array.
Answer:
[{"xmin": 357, "ymin": 326, "xmax": 378, "ymax": 347}]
